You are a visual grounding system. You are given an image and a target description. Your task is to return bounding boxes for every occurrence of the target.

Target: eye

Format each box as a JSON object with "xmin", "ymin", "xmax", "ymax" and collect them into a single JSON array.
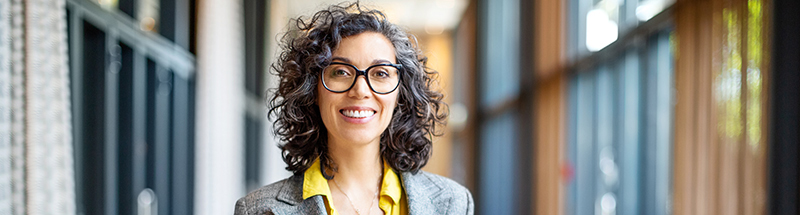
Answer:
[
  {"xmin": 333, "ymin": 69, "xmax": 350, "ymax": 77},
  {"xmin": 327, "ymin": 65, "xmax": 352, "ymax": 77},
  {"xmin": 374, "ymin": 71, "xmax": 389, "ymax": 78},
  {"xmin": 371, "ymin": 68, "xmax": 391, "ymax": 78}
]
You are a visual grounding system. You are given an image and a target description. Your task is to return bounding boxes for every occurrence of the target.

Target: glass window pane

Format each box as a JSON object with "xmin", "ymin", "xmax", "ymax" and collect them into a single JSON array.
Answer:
[
  {"xmin": 479, "ymin": 111, "xmax": 518, "ymax": 215},
  {"xmin": 568, "ymin": 70, "xmax": 596, "ymax": 215},
  {"xmin": 118, "ymin": 43, "xmax": 135, "ymax": 215},
  {"xmin": 480, "ymin": 0, "xmax": 519, "ymax": 107},
  {"xmin": 244, "ymin": 116, "xmax": 262, "ymax": 192},
  {"xmin": 567, "ymin": 31, "xmax": 674, "ymax": 215},
  {"xmin": 119, "ymin": 0, "xmax": 136, "ymax": 18},
  {"xmin": 596, "ymin": 65, "xmax": 617, "ymax": 215},
  {"xmin": 617, "ymin": 50, "xmax": 642, "ymax": 215},
  {"xmin": 81, "ymin": 21, "xmax": 108, "ymax": 215}
]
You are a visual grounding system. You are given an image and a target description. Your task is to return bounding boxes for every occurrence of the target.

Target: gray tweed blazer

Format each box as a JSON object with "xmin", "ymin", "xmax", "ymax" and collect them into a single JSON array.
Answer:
[{"xmin": 234, "ymin": 171, "xmax": 474, "ymax": 215}]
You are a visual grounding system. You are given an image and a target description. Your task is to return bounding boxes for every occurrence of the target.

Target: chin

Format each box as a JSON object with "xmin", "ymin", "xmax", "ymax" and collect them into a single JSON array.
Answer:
[{"xmin": 338, "ymin": 130, "xmax": 382, "ymax": 145}]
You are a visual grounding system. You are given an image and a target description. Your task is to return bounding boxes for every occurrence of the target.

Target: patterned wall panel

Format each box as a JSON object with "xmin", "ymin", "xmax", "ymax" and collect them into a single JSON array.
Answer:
[
  {"xmin": 0, "ymin": 0, "xmax": 13, "ymax": 213},
  {"xmin": 10, "ymin": 0, "xmax": 27, "ymax": 214},
  {"xmin": 0, "ymin": 0, "xmax": 76, "ymax": 214},
  {"xmin": 23, "ymin": 0, "xmax": 75, "ymax": 213}
]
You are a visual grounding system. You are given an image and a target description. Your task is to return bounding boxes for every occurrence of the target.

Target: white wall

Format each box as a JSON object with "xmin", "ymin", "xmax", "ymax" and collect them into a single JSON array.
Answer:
[{"xmin": 194, "ymin": 0, "xmax": 246, "ymax": 214}]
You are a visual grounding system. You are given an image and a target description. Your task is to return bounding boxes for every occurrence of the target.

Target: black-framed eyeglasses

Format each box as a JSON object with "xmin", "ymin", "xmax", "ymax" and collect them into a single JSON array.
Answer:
[{"xmin": 321, "ymin": 62, "xmax": 403, "ymax": 94}]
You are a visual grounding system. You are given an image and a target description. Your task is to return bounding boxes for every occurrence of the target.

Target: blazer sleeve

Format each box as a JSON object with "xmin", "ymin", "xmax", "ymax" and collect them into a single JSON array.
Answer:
[
  {"xmin": 437, "ymin": 173, "xmax": 474, "ymax": 215},
  {"xmin": 451, "ymin": 184, "xmax": 474, "ymax": 215},
  {"xmin": 234, "ymin": 198, "xmax": 248, "ymax": 215},
  {"xmin": 234, "ymin": 194, "xmax": 278, "ymax": 215},
  {"xmin": 465, "ymin": 186, "xmax": 474, "ymax": 215}
]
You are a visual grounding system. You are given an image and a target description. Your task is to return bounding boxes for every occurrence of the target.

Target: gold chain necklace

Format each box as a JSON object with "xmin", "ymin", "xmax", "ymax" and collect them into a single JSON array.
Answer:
[{"xmin": 332, "ymin": 173, "xmax": 382, "ymax": 215}]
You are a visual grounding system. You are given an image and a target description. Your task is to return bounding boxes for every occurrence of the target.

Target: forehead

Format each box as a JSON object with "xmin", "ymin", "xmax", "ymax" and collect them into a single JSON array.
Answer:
[{"xmin": 332, "ymin": 32, "xmax": 397, "ymax": 64}]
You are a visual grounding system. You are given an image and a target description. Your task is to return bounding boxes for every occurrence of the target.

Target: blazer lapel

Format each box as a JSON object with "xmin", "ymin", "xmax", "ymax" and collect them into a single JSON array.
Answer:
[
  {"xmin": 269, "ymin": 171, "xmax": 456, "ymax": 215},
  {"xmin": 401, "ymin": 172, "xmax": 446, "ymax": 215},
  {"xmin": 273, "ymin": 175, "xmax": 328, "ymax": 215},
  {"xmin": 275, "ymin": 175, "xmax": 303, "ymax": 205}
]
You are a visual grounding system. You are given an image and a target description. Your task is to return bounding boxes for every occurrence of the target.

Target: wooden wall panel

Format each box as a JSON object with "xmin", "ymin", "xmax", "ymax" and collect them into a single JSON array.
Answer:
[
  {"xmin": 422, "ymin": 32, "xmax": 454, "ymax": 178},
  {"xmin": 533, "ymin": 0, "xmax": 566, "ymax": 214},
  {"xmin": 673, "ymin": 0, "xmax": 770, "ymax": 214},
  {"xmin": 673, "ymin": 1, "xmax": 699, "ymax": 213},
  {"xmin": 534, "ymin": 75, "xmax": 565, "ymax": 215},
  {"xmin": 451, "ymin": 0, "xmax": 478, "ymax": 192}
]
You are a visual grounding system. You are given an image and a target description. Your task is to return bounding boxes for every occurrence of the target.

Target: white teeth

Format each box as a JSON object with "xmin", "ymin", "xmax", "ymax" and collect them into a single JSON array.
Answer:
[{"xmin": 342, "ymin": 110, "xmax": 375, "ymax": 118}]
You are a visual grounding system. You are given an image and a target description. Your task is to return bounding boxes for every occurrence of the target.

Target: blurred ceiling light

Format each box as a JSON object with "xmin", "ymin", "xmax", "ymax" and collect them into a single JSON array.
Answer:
[
  {"xmin": 601, "ymin": 193, "xmax": 617, "ymax": 215},
  {"xmin": 636, "ymin": 0, "xmax": 675, "ymax": 21},
  {"xmin": 436, "ymin": 0, "xmax": 456, "ymax": 9},
  {"xmin": 137, "ymin": 0, "xmax": 160, "ymax": 32},
  {"xmin": 448, "ymin": 103, "xmax": 468, "ymax": 132},
  {"xmin": 282, "ymin": 0, "xmax": 468, "ymax": 34},
  {"xmin": 96, "ymin": 0, "xmax": 118, "ymax": 10},
  {"xmin": 140, "ymin": 17, "xmax": 156, "ymax": 32},
  {"xmin": 425, "ymin": 23, "xmax": 445, "ymax": 35},
  {"xmin": 586, "ymin": 9, "xmax": 618, "ymax": 52}
]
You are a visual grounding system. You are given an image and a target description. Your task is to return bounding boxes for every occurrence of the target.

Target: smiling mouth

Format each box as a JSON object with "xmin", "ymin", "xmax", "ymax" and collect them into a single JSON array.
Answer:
[{"xmin": 340, "ymin": 109, "xmax": 376, "ymax": 118}]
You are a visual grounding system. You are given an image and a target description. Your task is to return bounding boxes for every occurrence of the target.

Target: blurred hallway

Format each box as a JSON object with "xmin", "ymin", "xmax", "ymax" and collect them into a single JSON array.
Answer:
[{"xmin": 1, "ymin": 0, "xmax": 799, "ymax": 214}]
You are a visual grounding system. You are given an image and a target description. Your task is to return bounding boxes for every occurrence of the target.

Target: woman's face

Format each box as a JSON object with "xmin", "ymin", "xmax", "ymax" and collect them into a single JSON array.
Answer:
[{"xmin": 317, "ymin": 32, "xmax": 400, "ymax": 146}]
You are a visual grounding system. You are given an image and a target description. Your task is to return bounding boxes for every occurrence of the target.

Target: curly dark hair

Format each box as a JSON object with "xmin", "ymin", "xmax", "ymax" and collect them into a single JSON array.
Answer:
[{"xmin": 268, "ymin": 2, "xmax": 448, "ymax": 178}]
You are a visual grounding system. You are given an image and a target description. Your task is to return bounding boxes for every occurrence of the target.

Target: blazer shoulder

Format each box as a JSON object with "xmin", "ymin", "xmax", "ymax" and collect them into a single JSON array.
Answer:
[
  {"xmin": 416, "ymin": 171, "xmax": 471, "ymax": 196},
  {"xmin": 234, "ymin": 175, "xmax": 302, "ymax": 215},
  {"xmin": 405, "ymin": 171, "xmax": 474, "ymax": 215}
]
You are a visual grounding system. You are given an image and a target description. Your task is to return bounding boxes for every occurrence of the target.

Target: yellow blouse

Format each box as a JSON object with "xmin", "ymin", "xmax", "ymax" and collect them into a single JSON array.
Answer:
[{"xmin": 302, "ymin": 158, "xmax": 408, "ymax": 215}]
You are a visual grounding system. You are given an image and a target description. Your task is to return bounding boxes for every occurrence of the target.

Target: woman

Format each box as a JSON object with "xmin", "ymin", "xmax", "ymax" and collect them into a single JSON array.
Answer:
[{"xmin": 235, "ymin": 2, "xmax": 473, "ymax": 215}]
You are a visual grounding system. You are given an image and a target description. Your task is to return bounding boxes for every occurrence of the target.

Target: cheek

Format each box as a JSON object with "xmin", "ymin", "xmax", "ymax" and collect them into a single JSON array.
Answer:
[
  {"xmin": 316, "ymin": 87, "xmax": 335, "ymax": 116},
  {"xmin": 316, "ymin": 83, "xmax": 336, "ymax": 109},
  {"xmin": 383, "ymin": 94, "xmax": 400, "ymax": 117}
]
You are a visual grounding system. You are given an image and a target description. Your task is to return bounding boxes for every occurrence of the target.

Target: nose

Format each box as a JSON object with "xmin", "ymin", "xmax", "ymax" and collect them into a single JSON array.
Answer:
[{"xmin": 347, "ymin": 76, "xmax": 372, "ymax": 99}]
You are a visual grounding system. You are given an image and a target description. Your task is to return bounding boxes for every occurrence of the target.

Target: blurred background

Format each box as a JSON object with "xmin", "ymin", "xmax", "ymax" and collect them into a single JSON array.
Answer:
[{"xmin": 1, "ymin": 0, "xmax": 799, "ymax": 214}]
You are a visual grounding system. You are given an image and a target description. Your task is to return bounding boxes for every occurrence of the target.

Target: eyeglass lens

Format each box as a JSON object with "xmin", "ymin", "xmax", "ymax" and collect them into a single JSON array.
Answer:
[{"xmin": 322, "ymin": 63, "xmax": 400, "ymax": 94}]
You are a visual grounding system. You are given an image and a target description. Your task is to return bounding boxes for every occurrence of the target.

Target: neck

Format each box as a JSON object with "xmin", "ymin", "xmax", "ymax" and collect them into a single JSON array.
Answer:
[{"xmin": 326, "ymin": 136, "xmax": 383, "ymax": 188}]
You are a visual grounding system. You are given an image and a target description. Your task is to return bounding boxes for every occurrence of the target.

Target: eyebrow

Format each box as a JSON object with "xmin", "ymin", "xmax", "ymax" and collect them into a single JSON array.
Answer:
[
  {"xmin": 330, "ymin": 56, "xmax": 394, "ymax": 65},
  {"xmin": 330, "ymin": 57, "xmax": 352, "ymax": 63}
]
